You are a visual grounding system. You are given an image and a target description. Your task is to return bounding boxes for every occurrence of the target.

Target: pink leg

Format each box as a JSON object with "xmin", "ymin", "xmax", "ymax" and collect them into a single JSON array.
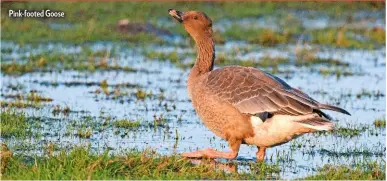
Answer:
[
  {"xmin": 181, "ymin": 139, "xmax": 241, "ymax": 160},
  {"xmin": 256, "ymin": 147, "xmax": 266, "ymax": 162}
]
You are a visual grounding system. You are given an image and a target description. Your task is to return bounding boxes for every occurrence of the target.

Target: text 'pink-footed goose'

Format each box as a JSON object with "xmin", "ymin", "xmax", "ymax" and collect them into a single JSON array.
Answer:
[{"xmin": 168, "ymin": 9, "xmax": 350, "ymax": 161}]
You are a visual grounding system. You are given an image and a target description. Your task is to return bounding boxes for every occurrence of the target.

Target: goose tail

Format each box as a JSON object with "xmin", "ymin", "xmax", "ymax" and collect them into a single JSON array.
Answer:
[{"xmin": 296, "ymin": 116, "xmax": 335, "ymax": 131}]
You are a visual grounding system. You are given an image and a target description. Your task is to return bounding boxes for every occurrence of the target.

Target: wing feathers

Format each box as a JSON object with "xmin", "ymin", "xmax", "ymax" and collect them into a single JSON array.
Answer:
[
  {"xmin": 278, "ymin": 107, "xmax": 299, "ymax": 115},
  {"xmin": 286, "ymin": 96, "xmax": 313, "ymax": 114},
  {"xmin": 267, "ymin": 90, "xmax": 288, "ymax": 107},
  {"xmin": 206, "ymin": 66, "xmax": 350, "ymax": 116}
]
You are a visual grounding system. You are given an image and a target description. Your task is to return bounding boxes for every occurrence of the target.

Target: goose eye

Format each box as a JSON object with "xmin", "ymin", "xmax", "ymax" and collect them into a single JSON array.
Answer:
[{"xmin": 193, "ymin": 16, "xmax": 198, "ymax": 20}]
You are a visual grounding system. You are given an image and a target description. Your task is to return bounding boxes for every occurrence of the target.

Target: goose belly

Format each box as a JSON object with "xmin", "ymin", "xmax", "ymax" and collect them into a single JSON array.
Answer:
[{"xmin": 244, "ymin": 115, "xmax": 311, "ymax": 147}]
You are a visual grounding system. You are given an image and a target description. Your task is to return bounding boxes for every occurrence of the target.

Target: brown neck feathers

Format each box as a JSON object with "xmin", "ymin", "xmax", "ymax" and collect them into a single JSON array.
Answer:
[{"xmin": 192, "ymin": 36, "xmax": 215, "ymax": 76}]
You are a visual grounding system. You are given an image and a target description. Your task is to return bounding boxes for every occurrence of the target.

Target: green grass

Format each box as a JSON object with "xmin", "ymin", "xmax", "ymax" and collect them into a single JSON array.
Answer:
[
  {"xmin": 2, "ymin": 147, "xmax": 280, "ymax": 180},
  {"xmin": 356, "ymin": 89, "xmax": 385, "ymax": 99},
  {"xmin": 143, "ymin": 50, "xmax": 196, "ymax": 69},
  {"xmin": 76, "ymin": 128, "xmax": 92, "ymax": 138},
  {"xmin": 135, "ymin": 88, "xmax": 154, "ymax": 100},
  {"xmin": 1, "ymin": 48, "xmax": 136, "ymax": 75},
  {"xmin": 0, "ymin": 110, "xmax": 30, "ymax": 138},
  {"xmin": 308, "ymin": 28, "xmax": 378, "ymax": 49},
  {"xmin": 1, "ymin": 92, "xmax": 53, "ymax": 108},
  {"xmin": 295, "ymin": 57, "xmax": 349, "ymax": 67},
  {"xmin": 1, "ymin": 14, "xmax": 162, "ymax": 44},
  {"xmin": 331, "ymin": 127, "xmax": 365, "ymax": 137},
  {"xmin": 221, "ymin": 24, "xmax": 384, "ymax": 48},
  {"xmin": 1, "ymin": 100, "xmax": 41, "ymax": 109},
  {"xmin": 3, "ymin": 2, "xmax": 279, "ymax": 44},
  {"xmin": 256, "ymin": 55, "xmax": 289, "ymax": 68},
  {"xmin": 113, "ymin": 119, "xmax": 141, "ymax": 129},
  {"xmin": 2, "ymin": 146, "xmax": 384, "ymax": 180},
  {"xmin": 26, "ymin": 93, "xmax": 53, "ymax": 102},
  {"xmin": 1, "ymin": 2, "xmax": 384, "ymax": 47},
  {"xmin": 222, "ymin": 25, "xmax": 291, "ymax": 47},
  {"xmin": 366, "ymin": 27, "xmax": 386, "ymax": 45},
  {"xmin": 144, "ymin": 50, "xmax": 180, "ymax": 63},
  {"xmin": 314, "ymin": 125, "xmax": 369, "ymax": 137},
  {"xmin": 247, "ymin": 29, "xmax": 290, "ymax": 47},
  {"xmin": 215, "ymin": 54, "xmax": 289, "ymax": 69},
  {"xmin": 302, "ymin": 161, "xmax": 385, "ymax": 180},
  {"xmin": 317, "ymin": 67, "xmax": 363, "ymax": 79}
]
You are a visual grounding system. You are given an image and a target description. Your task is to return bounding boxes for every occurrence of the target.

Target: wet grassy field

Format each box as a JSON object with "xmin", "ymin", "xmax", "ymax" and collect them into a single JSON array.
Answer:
[{"xmin": 1, "ymin": 2, "xmax": 386, "ymax": 180}]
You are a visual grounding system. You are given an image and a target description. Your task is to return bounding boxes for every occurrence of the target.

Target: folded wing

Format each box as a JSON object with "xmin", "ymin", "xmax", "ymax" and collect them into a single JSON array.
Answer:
[{"xmin": 205, "ymin": 66, "xmax": 349, "ymax": 117}]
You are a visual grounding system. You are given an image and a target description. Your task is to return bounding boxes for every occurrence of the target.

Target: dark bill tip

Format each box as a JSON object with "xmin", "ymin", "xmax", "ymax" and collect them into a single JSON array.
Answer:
[{"xmin": 168, "ymin": 9, "xmax": 183, "ymax": 23}]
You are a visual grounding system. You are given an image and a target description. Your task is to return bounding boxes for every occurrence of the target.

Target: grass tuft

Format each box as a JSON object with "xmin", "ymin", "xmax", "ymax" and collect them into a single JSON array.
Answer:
[
  {"xmin": 373, "ymin": 118, "xmax": 386, "ymax": 128},
  {"xmin": 113, "ymin": 119, "xmax": 141, "ymax": 129},
  {"xmin": 0, "ymin": 110, "xmax": 31, "ymax": 138},
  {"xmin": 302, "ymin": 161, "xmax": 385, "ymax": 180},
  {"xmin": 76, "ymin": 128, "xmax": 92, "ymax": 138}
]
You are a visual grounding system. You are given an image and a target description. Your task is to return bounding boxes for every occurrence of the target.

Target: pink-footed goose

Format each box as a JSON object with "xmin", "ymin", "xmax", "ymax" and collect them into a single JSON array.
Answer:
[{"xmin": 168, "ymin": 9, "xmax": 350, "ymax": 161}]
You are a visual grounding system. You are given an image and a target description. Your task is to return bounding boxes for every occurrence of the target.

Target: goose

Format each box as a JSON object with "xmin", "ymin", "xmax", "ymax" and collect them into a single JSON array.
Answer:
[{"xmin": 168, "ymin": 9, "xmax": 350, "ymax": 161}]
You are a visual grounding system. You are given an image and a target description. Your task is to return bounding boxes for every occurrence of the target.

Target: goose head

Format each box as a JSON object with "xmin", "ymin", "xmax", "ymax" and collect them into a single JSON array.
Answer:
[{"xmin": 168, "ymin": 9, "xmax": 213, "ymax": 41}]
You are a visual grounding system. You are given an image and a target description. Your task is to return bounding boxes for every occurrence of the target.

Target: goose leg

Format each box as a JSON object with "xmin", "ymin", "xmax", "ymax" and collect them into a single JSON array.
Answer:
[
  {"xmin": 256, "ymin": 147, "xmax": 266, "ymax": 162},
  {"xmin": 181, "ymin": 139, "xmax": 241, "ymax": 160}
]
